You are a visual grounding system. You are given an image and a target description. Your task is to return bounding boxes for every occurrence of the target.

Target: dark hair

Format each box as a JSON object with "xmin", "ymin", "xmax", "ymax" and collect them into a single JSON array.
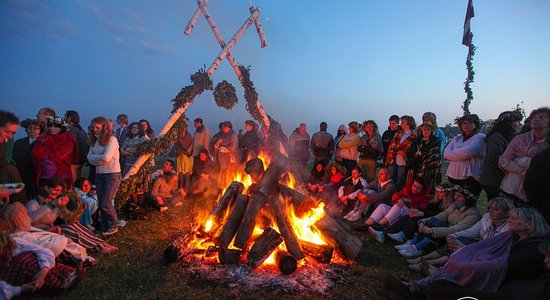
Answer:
[
  {"xmin": 389, "ymin": 115, "xmax": 400, "ymax": 122},
  {"xmin": 400, "ymin": 115, "xmax": 417, "ymax": 130},
  {"xmin": 362, "ymin": 120, "xmax": 379, "ymax": 135},
  {"xmin": 117, "ymin": 114, "xmax": 128, "ymax": 124},
  {"xmin": 218, "ymin": 122, "xmax": 224, "ymax": 130},
  {"xmin": 529, "ymin": 107, "xmax": 550, "ymax": 120},
  {"xmin": 0, "ymin": 110, "xmax": 19, "ymax": 127},
  {"xmin": 65, "ymin": 110, "xmax": 80, "ymax": 125},
  {"xmin": 348, "ymin": 121, "xmax": 359, "ymax": 133},
  {"xmin": 194, "ymin": 118, "xmax": 203, "ymax": 124},
  {"xmin": 165, "ymin": 159, "xmax": 175, "ymax": 167},
  {"xmin": 198, "ymin": 149, "xmax": 210, "ymax": 157},
  {"xmin": 38, "ymin": 177, "xmax": 66, "ymax": 197},
  {"xmin": 351, "ymin": 166, "xmax": 362, "ymax": 174},
  {"xmin": 20, "ymin": 118, "xmax": 39, "ymax": 129},
  {"xmin": 320, "ymin": 122, "xmax": 328, "ymax": 131},
  {"xmin": 74, "ymin": 178, "xmax": 89, "ymax": 190},
  {"xmin": 245, "ymin": 120, "xmax": 257, "ymax": 129},
  {"xmin": 127, "ymin": 122, "xmax": 145, "ymax": 138},
  {"xmin": 455, "ymin": 114, "xmax": 482, "ymax": 133},
  {"xmin": 422, "ymin": 112, "xmax": 438, "ymax": 128},
  {"xmin": 222, "ymin": 121, "xmax": 233, "ymax": 129},
  {"xmin": 38, "ymin": 107, "xmax": 56, "ymax": 118},
  {"xmin": 139, "ymin": 119, "xmax": 154, "ymax": 135},
  {"xmin": 486, "ymin": 111, "xmax": 523, "ymax": 142}
]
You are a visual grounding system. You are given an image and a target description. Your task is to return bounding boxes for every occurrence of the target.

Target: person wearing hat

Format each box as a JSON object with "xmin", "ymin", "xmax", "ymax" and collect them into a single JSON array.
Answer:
[
  {"xmin": 31, "ymin": 116, "xmax": 78, "ymax": 185},
  {"xmin": 396, "ymin": 185, "xmax": 481, "ymax": 258}
]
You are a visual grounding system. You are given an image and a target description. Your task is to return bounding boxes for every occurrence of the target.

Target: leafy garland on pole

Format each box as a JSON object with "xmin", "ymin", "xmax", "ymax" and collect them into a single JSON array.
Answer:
[
  {"xmin": 462, "ymin": 33, "xmax": 476, "ymax": 115},
  {"xmin": 114, "ymin": 69, "xmax": 213, "ymax": 209}
]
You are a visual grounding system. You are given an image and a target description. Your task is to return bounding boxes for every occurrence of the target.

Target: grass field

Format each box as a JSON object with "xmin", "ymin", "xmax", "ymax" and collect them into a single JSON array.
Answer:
[{"xmin": 61, "ymin": 160, "xmax": 488, "ymax": 299}]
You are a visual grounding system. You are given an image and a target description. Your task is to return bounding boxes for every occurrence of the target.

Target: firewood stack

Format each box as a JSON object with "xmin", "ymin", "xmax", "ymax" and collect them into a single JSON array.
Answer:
[{"xmin": 170, "ymin": 154, "xmax": 363, "ymax": 275}]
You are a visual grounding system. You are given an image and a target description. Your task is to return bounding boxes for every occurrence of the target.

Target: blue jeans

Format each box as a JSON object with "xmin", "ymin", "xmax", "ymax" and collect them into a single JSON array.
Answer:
[{"xmin": 95, "ymin": 172, "xmax": 121, "ymax": 232}]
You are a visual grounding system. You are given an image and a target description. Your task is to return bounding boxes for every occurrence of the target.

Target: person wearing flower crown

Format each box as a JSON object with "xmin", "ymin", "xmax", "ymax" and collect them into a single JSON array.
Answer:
[{"xmin": 31, "ymin": 116, "xmax": 78, "ymax": 186}]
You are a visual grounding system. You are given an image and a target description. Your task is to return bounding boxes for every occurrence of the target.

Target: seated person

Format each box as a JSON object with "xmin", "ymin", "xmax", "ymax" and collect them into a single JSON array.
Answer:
[
  {"xmin": 365, "ymin": 177, "xmax": 431, "ymax": 243},
  {"xmin": 150, "ymin": 159, "xmax": 175, "ymax": 184},
  {"xmin": 73, "ymin": 178, "xmax": 98, "ymax": 231},
  {"xmin": 395, "ymin": 185, "xmax": 481, "ymax": 258},
  {"xmin": 25, "ymin": 178, "xmax": 117, "ymax": 254},
  {"xmin": 0, "ymin": 232, "xmax": 81, "ymax": 298},
  {"xmin": 190, "ymin": 149, "xmax": 218, "ymax": 198},
  {"xmin": 328, "ymin": 166, "xmax": 367, "ymax": 215},
  {"xmin": 307, "ymin": 161, "xmax": 327, "ymax": 194},
  {"xmin": 386, "ymin": 182, "xmax": 454, "ymax": 244},
  {"xmin": 150, "ymin": 172, "xmax": 185, "ymax": 212},
  {"xmin": 317, "ymin": 163, "xmax": 345, "ymax": 193},
  {"xmin": 344, "ymin": 167, "xmax": 396, "ymax": 222},
  {"xmin": 407, "ymin": 197, "xmax": 513, "ymax": 273},
  {"xmin": 386, "ymin": 207, "xmax": 550, "ymax": 299},
  {"xmin": 1, "ymin": 202, "xmax": 98, "ymax": 266}
]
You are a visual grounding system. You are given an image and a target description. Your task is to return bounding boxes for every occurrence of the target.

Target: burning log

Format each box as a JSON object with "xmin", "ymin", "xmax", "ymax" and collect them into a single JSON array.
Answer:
[
  {"xmin": 246, "ymin": 226, "xmax": 283, "ymax": 268},
  {"xmin": 269, "ymin": 195, "xmax": 304, "ymax": 260},
  {"xmin": 275, "ymin": 250, "xmax": 297, "ymax": 275},
  {"xmin": 209, "ymin": 181, "xmax": 244, "ymax": 224},
  {"xmin": 218, "ymin": 247, "xmax": 243, "ymax": 265},
  {"xmin": 216, "ymin": 194, "xmax": 249, "ymax": 247},
  {"xmin": 234, "ymin": 154, "xmax": 288, "ymax": 249},
  {"xmin": 300, "ymin": 240, "xmax": 334, "ymax": 264},
  {"xmin": 314, "ymin": 211, "xmax": 363, "ymax": 259}
]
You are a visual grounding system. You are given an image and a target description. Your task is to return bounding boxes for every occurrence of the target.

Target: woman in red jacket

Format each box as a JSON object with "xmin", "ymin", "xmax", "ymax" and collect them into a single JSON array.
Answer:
[
  {"xmin": 31, "ymin": 116, "xmax": 78, "ymax": 186},
  {"xmin": 365, "ymin": 177, "xmax": 431, "ymax": 229}
]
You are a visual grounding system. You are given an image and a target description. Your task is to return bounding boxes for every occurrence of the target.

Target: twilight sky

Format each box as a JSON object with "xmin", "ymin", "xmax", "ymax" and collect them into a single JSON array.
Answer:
[{"xmin": 2, "ymin": 0, "xmax": 549, "ymax": 138}]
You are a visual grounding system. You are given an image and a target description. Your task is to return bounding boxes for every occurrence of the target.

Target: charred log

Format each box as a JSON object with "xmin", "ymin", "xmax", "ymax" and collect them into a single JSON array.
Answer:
[
  {"xmin": 216, "ymin": 194, "xmax": 249, "ymax": 247},
  {"xmin": 209, "ymin": 181, "xmax": 245, "ymax": 223},
  {"xmin": 300, "ymin": 240, "xmax": 334, "ymax": 264},
  {"xmin": 275, "ymin": 250, "xmax": 297, "ymax": 275},
  {"xmin": 218, "ymin": 247, "xmax": 243, "ymax": 265},
  {"xmin": 314, "ymin": 210, "xmax": 363, "ymax": 259},
  {"xmin": 246, "ymin": 226, "xmax": 283, "ymax": 268},
  {"xmin": 268, "ymin": 195, "xmax": 304, "ymax": 260}
]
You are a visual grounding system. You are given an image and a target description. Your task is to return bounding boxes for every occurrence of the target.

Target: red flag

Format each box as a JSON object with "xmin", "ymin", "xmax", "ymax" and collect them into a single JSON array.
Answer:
[{"xmin": 462, "ymin": 0, "xmax": 475, "ymax": 46}]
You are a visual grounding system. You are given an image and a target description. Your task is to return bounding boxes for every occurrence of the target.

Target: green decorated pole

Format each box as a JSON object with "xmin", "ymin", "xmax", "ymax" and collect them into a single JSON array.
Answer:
[{"xmin": 462, "ymin": 33, "xmax": 476, "ymax": 115}]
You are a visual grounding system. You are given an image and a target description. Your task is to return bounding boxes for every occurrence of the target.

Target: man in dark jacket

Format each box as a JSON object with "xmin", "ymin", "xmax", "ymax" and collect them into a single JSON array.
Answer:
[
  {"xmin": 288, "ymin": 123, "xmax": 310, "ymax": 180},
  {"xmin": 381, "ymin": 115, "xmax": 401, "ymax": 160},
  {"xmin": 310, "ymin": 121, "xmax": 334, "ymax": 166}
]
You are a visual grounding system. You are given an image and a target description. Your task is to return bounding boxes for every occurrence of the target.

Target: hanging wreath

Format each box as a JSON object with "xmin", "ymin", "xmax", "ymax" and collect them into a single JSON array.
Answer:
[{"xmin": 214, "ymin": 80, "xmax": 238, "ymax": 110}]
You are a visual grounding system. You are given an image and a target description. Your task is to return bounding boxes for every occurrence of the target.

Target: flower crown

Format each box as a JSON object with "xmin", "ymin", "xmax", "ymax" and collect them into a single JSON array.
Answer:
[
  {"xmin": 46, "ymin": 116, "xmax": 71, "ymax": 131},
  {"xmin": 451, "ymin": 185, "xmax": 477, "ymax": 202}
]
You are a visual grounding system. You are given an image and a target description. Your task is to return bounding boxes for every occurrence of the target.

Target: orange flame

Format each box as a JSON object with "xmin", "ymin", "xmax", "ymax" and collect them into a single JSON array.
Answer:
[
  {"xmin": 289, "ymin": 202, "xmax": 326, "ymax": 245},
  {"xmin": 204, "ymin": 217, "xmax": 214, "ymax": 233}
]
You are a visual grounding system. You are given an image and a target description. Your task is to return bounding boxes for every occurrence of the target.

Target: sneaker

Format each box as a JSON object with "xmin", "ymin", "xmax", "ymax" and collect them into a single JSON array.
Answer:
[
  {"xmin": 383, "ymin": 275, "xmax": 415, "ymax": 298},
  {"xmin": 398, "ymin": 245, "xmax": 422, "ymax": 258},
  {"xmin": 394, "ymin": 240, "xmax": 412, "ymax": 250},
  {"xmin": 159, "ymin": 206, "xmax": 168, "ymax": 213},
  {"xmin": 387, "ymin": 231, "xmax": 406, "ymax": 244},
  {"xmin": 117, "ymin": 220, "xmax": 127, "ymax": 228},
  {"xmin": 102, "ymin": 227, "xmax": 118, "ymax": 237},
  {"xmin": 368, "ymin": 226, "xmax": 385, "ymax": 243},
  {"xmin": 85, "ymin": 224, "xmax": 96, "ymax": 232},
  {"xmin": 347, "ymin": 210, "xmax": 362, "ymax": 222}
]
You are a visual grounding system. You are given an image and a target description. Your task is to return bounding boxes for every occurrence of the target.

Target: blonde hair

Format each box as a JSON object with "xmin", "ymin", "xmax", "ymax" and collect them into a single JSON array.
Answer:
[
  {"xmin": 1, "ymin": 202, "xmax": 32, "ymax": 233},
  {"xmin": 510, "ymin": 207, "xmax": 550, "ymax": 238}
]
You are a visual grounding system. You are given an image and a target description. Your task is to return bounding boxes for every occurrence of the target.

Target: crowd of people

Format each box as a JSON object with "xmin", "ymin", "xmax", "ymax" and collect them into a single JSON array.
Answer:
[{"xmin": 0, "ymin": 105, "xmax": 549, "ymax": 299}]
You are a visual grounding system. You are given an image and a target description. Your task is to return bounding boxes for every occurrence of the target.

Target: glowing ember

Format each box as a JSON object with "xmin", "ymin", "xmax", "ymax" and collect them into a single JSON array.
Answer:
[{"xmin": 204, "ymin": 217, "xmax": 214, "ymax": 233}]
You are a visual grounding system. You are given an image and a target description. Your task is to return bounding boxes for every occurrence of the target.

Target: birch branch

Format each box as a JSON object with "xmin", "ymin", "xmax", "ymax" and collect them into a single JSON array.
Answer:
[{"xmin": 249, "ymin": 5, "xmax": 267, "ymax": 48}]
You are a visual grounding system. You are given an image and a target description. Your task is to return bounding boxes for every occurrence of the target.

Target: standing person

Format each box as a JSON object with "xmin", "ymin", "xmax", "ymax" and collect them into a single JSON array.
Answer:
[
  {"xmin": 409, "ymin": 123, "xmax": 442, "ymax": 189},
  {"xmin": 31, "ymin": 116, "xmax": 78, "ymax": 186},
  {"xmin": 192, "ymin": 118, "xmax": 211, "ymax": 158},
  {"xmin": 64, "ymin": 110, "xmax": 88, "ymax": 181},
  {"xmin": 120, "ymin": 122, "xmax": 149, "ymax": 177},
  {"xmin": 175, "ymin": 123, "xmax": 193, "ymax": 193},
  {"xmin": 499, "ymin": 107, "xmax": 550, "ymax": 206},
  {"xmin": 13, "ymin": 119, "xmax": 41, "ymax": 200},
  {"xmin": 213, "ymin": 121, "xmax": 239, "ymax": 187},
  {"xmin": 381, "ymin": 115, "xmax": 401, "ymax": 161},
  {"xmin": 115, "ymin": 114, "xmax": 129, "ymax": 145},
  {"xmin": 422, "ymin": 112, "xmax": 446, "ymax": 157},
  {"xmin": 310, "ymin": 121, "xmax": 335, "ymax": 167},
  {"xmin": 0, "ymin": 110, "xmax": 22, "ymax": 202},
  {"xmin": 333, "ymin": 124, "xmax": 347, "ymax": 164},
  {"xmin": 35, "ymin": 107, "xmax": 55, "ymax": 130},
  {"xmin": 210, "ymin": 122, "xmax": 224, "ymax": 171},
  {"xmin": 444, "ymin": 114, "xmax": 486, "ymax": 197},
  {"xmin": 139, "ymin": 119, "xmax": 155, "ymax": 140},
  {"xmin": 358, "ymin": 120, "xmax": 383, "ymax": 182},
  {"xmin": 385, "ymin": 115, "xmax": 417, "ymax": 190},
  {"xmin": 479, "ymin": 111, "xmax": 523, "ymax": 200},
  {"xmin": 525, "ymin": 148, "xmax": 550, "ymax": 223},
  {"xmin": 87, "ymin": 116, "xmax": 121, "ymax": 236},
  {"xmin": 240, "ymin": 120, "xmax": 261, "ymax": 163},
  {"xmin": 288, "ymin": 123, "xmax": 310, "ymax": 180},
  {"xmin": 338, "ymin": 121, "xmax": 361, "ymax": 176}
]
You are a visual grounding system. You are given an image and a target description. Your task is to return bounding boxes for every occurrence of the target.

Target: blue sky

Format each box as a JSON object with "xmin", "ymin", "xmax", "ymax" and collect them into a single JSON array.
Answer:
[{"xmin": 2, "ymin": 0, "xmax": 549, "ymax": 138}]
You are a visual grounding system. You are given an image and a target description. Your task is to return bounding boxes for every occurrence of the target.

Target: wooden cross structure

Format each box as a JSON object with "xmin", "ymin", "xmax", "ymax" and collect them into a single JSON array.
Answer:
[{"xmin": 124, "ymin": 0, "xmax": 269, "ymax": 180}]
